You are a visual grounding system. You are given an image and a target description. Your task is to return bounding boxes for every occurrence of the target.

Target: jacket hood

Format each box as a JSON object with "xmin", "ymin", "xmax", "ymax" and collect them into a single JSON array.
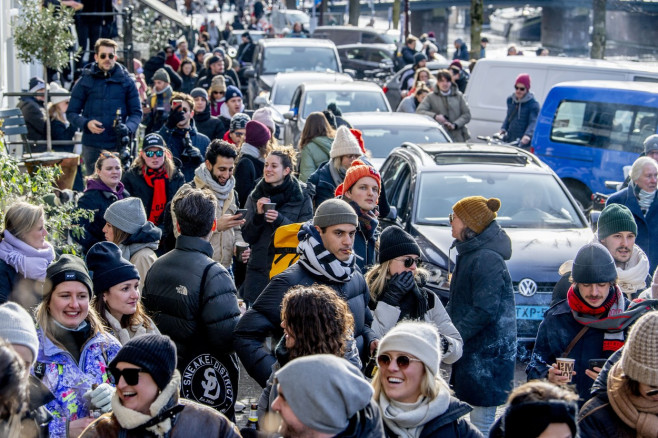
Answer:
[
  {"xmin": 513, "ymin": 91, "xmax": 536, "ymax": 104},
  {"xmin": 419, "ymin": 397, "xmax": 472, "ymax": 435},
  {"xmin": 454, "ymin": 220, "xmax": 512, "ymax": 260},
  {"xmin": 309, "ymin": 136, "xmax": 334, "ymax": 155},
  {"xmin": 335, "ymin": 400, "xmax": 385, "ymax": 438},
  {"xmin": 433, "ymin": 83, "xmax": 460, "ymax": 95},
  {"xmin": 123, "ymin": 221, "xmax": 162, "ymax": 245}
]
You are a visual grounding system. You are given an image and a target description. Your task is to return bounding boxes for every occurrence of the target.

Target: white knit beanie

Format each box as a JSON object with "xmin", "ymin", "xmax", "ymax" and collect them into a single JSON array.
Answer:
[
  {"xmin": 377, "ymin": 321, "xmax": 441, "ymax": 376},
  {"xmin": 621, "ymin": 311, "xmax": 658, "ymax": 386},
  {"xmin": 0, "ymin": 303, "xmax": 39, "ymax": 365},
  {"xmin": 252, "ymin": 107, "xmax": 275, "ymax": 133},
  {"xmin": 104, "ymin": 197, "xmax": 147, "ymax": 235},
  {"xmin": 330, "ymin": 126, "xmax": 362, "ymax": 159}
]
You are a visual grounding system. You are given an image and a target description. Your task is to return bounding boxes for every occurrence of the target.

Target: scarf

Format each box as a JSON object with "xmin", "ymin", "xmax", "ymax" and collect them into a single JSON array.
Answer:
[
  {"xmin": 347, "ymin": 199, "xmax": 379, "ymax": 235},
  {"xmin": 194, "ymin": 163, "xmax": 235, "ymax": 210},
  {"xmin": 617, "ymin": 246, "xmax": 651, "ymax": 299},
  {"xmin": 143, "ymin": 166, "xmax": 168, "ymax": 225},
  {"xmin": 329, "ymin": 162, "xmax": 346, "ymax": 187},
  {"xmin": 608, "ymin": 362, "xmax": 658, "ymax": 438},
  {"xmin": 568, "ymin": 285, "xmax": 648, "ymax": 352},
  {"xmin": 150, "ymin": 86, "xmax": 172, "ymax": 113},
  {"xmin": 85, "ymin": 178, "xmax": 126, "ymax": 199},
  {"xmin": 397, "ymin": 277, "xmax": 429, "ymax": 320},
  {"xmin": 111, "ymin": 371, "xmax": 182, "ymax": 437},
  {"xmin": 378, "ymin": 392, "xmax": 451, "ymax": 438},
  {"xmin": 297, "ymin": 223, "xmax": 356, "ymax": 283},
  {"xmin": 104, "ymin": 311, "xmax": 158, "ymax": 345},
  {"xmin": 210, "ymin": 99, "xmax": 224, "ymax": 117},
  {"xmin": 240, "ymin": 143, "xmax": 265, "ymax": 162},
  {"xmin": 250, "ymin": 174, "xmax": 302, "ymax": 208},
  {"xmin": 0, "ymin": 230, "xmax": 54, "ymax": 281},
  {"xmin": 638, "ymin": 190, "xmax": 656, "ymax": 214}
]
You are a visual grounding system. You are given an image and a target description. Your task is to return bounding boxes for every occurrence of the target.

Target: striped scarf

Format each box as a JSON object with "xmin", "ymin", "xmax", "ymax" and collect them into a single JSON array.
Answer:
[{"xmin": 297, "ymin": 224, "xmax": 355, "ymax": 283}]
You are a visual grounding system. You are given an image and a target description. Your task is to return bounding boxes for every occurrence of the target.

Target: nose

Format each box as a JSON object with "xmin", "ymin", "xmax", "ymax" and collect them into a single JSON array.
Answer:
[
  {"xmin": 386, "ymin": 357, "xmax": 400, "ymax": 372},
  {"xmin": 68, "ymin": 296, "xmax": 80, "ymax": 310},
  {"xmin": 271, "ymin": 395, "xmax": 281, "ymax": 412}
]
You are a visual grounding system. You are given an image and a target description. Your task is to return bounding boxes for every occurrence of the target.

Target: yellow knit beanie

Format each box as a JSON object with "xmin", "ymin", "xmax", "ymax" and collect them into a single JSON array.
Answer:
[{"xmin": 452, "ymin": 196, "xmax": 501, "ymax": 234}]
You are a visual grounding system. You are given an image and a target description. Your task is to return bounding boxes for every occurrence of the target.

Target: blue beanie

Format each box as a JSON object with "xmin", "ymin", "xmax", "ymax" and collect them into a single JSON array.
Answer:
[{"xmin": 224, "ymin": 85, "xmax": 242, "ymax": 102}]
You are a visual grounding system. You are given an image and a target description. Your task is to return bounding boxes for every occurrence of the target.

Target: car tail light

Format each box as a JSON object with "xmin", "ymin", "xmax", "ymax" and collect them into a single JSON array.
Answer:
[{"xmin": 382, "ymin": 86, "xmax": 388, "ymax": 93}]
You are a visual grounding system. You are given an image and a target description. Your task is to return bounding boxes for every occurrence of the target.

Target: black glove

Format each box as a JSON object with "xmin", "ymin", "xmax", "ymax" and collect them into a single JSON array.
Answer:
[
  {"xmin": 165, "ymin": 108, "xmax": 185, "ymax": 129},
  {"xmin": 114, "ymin": 123, "xmax": 130, "ymax": 139},
  {"xmin": 180, "ymin": 143, "xmax": 203, "ymax": 165},
  {"xmin": 380, "ymin": 271, "xmax": 415, "ymax": 306},
  {"xmin": 439, "ymin": 333, "xmax": 450, "ymax": 355}
]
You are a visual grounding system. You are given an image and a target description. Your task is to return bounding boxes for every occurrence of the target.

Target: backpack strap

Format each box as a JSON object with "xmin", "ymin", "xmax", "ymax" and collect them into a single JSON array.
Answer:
[{"xmin": 562, "ymin": 326, "xmax": 589, "ymax": 357}]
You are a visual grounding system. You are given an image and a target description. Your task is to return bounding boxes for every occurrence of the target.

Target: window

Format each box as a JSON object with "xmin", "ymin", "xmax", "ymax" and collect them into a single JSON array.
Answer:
[{"xmin": 382, "ymin": 157, "xmax": 412, "ymax": 223}]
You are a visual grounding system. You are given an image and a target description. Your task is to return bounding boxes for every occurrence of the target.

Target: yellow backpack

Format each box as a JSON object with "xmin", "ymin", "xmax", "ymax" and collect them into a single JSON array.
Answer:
[{"xmin": 270, "ymin": 222, "xmax": 304, "ymax": 279}]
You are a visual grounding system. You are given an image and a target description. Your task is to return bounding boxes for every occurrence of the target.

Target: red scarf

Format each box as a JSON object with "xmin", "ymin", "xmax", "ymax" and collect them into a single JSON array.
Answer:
[{"xmin": 143, "ymin": 166, "xmax": 168, "ymax": 225}]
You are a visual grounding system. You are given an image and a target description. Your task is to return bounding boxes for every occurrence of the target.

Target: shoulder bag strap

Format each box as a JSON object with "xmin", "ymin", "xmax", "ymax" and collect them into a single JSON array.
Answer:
[{"xmin": 562, "ymin": 325, "xmax": 590, "ymax": 357}]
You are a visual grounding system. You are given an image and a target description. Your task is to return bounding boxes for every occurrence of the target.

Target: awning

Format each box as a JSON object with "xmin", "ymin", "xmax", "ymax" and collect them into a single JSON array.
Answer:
[{"xmin": 135, "ymin": 0, "xmax": 192, "ymax": 28}]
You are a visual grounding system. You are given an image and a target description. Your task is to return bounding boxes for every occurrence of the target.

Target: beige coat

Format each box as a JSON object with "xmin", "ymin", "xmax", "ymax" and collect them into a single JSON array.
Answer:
[
  {"xmin": 130, "ymin": 247, "xmax": 157, "ymax": 292},
  {"xmin": 416, "ymin": 83, "xmax": 471, "ymax": 142}
]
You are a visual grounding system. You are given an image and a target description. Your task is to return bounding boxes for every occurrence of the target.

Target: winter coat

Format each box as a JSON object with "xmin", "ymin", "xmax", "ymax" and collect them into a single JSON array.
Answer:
[
  {"xmin": 157, "ymin": 125, "xmax": 210, "ymax": 182},
  {"xmin": 416, "ymin": 84, "xmax": 471, "ymax": 142},
  {"xmin": 371, "ymin": 289, "xmax": 463, "ymax": 365},
  {"xmin": 67, "ymin": 62, "xmax": 142, "ymax": 150},
  {"xmin": 195, "ymin": 73, "xmax": 236, "ymax": 91},
  {"xmin": 396, "ymin": 95, "xmax": 419, "ymax": 113},
  {"xmin": 578, "ymin": 390, "xmax": 635, "ymax": 438},
  {"xmin": 336, "ymin": 400, "xmax": 386, "ymax": 438},
  {"xmin": 234, "ymin": 262, "xmax": 377, "ymax": 387},
  {"xmin": 500, "ymin": 92, "xmax": 540, "ymax": 143},
  {"xmin": 307, "ymin": 160, "xmax": 337, "ymax": 208},
  {"xmin": 400, "ymin": 47, "xmax": 416, "ymax": 66},
  {"xmin": 34, "ymin": 328, "xmax": 121, "ymax": 438},
  {"xmin": 607, "ymin": 187, "xmax": 658, "ymax": 274},
  {"xmin": 446, "ymin": 221, "xmax": 516, "ymax": 407},
  {"xmin": 142, "ymin": 235, "xmax": 241, "ymax": 372},
  {"xmin": 453, "ymin": 43, "xmax": 470, "ymax": 61},
  {"xmin": 382, "ymin": 398, "xmax": 482, "ymax": 438},
  {"xmin": 17, "ymin": 96, "xmax": 47, "ymax": 145},
  {"xmin": 0, "ymin": 259, "xmax": 17, "ymax": 303},
  {"xmin": 50, "ymin": 119, "xmax": 77, "ymax": 151},
  {"xmin": 298, "ymin": 136, "xmax": 333, "ymax": 182},
  {"xmin": 234, "ymin": 152, "xmax": 264, "ymax": 208},
  {"xmin": 193, "ymin": 105, "xmax": 226, "ymax": 141},
  {"xmin": 75, "ymin": 183, "xmax": 129, "ymax": 254},
  {"xmin": 353, "ymin": 215, "xmax": 378, "ymax": 271},
  {"xmin": 180, "ymin": 73, "xmax": 197, "ymax": 94},
  {"xmin": 240, "ymin": 179, "xmax": 314, "ymax": 303}
]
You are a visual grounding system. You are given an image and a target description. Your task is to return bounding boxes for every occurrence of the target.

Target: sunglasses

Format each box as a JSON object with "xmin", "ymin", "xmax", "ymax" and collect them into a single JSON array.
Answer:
[
  {"xmin": 394, "ymin": 256, "xmax": 422, "ymax": 268},
  {"xmin": 99, "ymin": 53, "xmax": 116, "ymax": 60},
  {"xmin": 109, "ymin": 367, "xmax": 143, "ymax": 386},
  {"xmin": 450, "ymin": 68, "xmax": 460, "ymax": 74},
  {"xmin": 212, "ymin": 91, "xmax": 225, "ymax": 95},
  {"xmin": 100, "ymin": 151, "xmax": 119, "ymax": 159},
  {"xmin": 449, "ymin": 213, "xmax": 454, "ymax": 224},
  {"xmin": 377, "ymin": 354, "xmax": 422, "ymax": 370},
  {"xmin": 144, "ymin": 149, "xmax": 164, "ymax": 158},
  {"xmin": 232, "ymin": 131, "xmax": 245, "ymax": 137},
  {"xmin": 647, "ymin": 389, "xmax": 658, "ymax": 397},
  {"xmin": 515, "ymin": 86, "xmax": 526, "ymax": 91}
]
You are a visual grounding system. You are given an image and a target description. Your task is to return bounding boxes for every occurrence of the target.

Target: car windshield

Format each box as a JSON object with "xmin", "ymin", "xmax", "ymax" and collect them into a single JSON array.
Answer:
[
  {"xmin": 360, "ymin": 126, "xmax": 449, "ymax": 159},
  {"xmin": 262, "ymin": 47, "xmax": 339, "ymax": 74},
  {"xmin": 272, "ymin": 81, "xmax": 299, "ymax": 105},
  {"xmin": 285, "ymin": 11, "xmax": 310, "ymax": 25},
  {"xmin": 302, "ymin": 91, "xmax": 388, "ymax": 118},
  {"xmin": 416, "ymin": 171, "xmax": 586, "ymax": 229}
]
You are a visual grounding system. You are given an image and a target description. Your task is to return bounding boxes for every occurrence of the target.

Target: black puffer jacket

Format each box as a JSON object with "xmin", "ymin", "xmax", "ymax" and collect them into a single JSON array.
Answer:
[
  {"xmin": 336, "ymin": 400, "xmax": 385, "ymax": 438},
  {"xmin": 235, "ymin": 152, "xmax": 264, "ymax": 208},
  {"xmin": 234, "ymin": 261, "xmax": 377, "ymax": 387},
  {"xmin": 446, "ymin": 221, "xmax": 517, "ymax": 407},
  {"xmin": 193, "ymin": 105, "xmax": 226, "ymax": 141},
  {"xmin": 142, "ymin": 235, "xmax": 241, "ymax": 370},
  {"xmin": 75, "ymin": 183, "xmax": 129, "ymax": 254}
]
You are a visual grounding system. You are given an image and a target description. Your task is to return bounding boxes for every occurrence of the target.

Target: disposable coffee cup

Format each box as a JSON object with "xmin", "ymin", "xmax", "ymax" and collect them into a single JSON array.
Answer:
[
  {"xmin": 556, "ymin": 357, "xmax": 575, "ymax": 382},
  {"xmin": 263, "ymin": 203, "xmax": 276, "ymax": 212},
  {"xmin": 236, "ymin": 242, "xmax": 249, "ymax": 259}
]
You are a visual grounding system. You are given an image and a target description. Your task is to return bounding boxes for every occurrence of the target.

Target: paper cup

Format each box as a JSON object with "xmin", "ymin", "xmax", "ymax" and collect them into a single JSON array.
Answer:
[
  {"xmin": 556, "ymin": 358, "xmax": 575, "ymax": 382},
  {"xmin": 263, "ymin": 203, "xmax": 276, "ymax": 212},
  {"xmin": 236, "ymin": 242, "xmax": 249, "ymax": 259}
]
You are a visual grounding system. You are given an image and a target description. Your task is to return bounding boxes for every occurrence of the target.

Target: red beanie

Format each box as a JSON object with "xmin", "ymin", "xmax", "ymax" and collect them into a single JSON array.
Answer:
[
  {"xmin": 335, "ymin": 160, "xmax": 381, "ymax": 198},
  {"xmin": 349, "ymin": 129, "xmax": 366, "ymax": 154},
  {"xmin": 515, "ymin": 73, "xmax": 531, "ymax": 90}
]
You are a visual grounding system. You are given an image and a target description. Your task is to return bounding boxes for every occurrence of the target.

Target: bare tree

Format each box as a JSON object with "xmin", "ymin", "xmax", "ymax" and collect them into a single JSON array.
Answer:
[
  {"xmin": 349, "ymin": 0, "xmax": 359, "ymax": 26},
  {"xmin": 591, "ymin": 0, "xmax": 606, "ymax": 59},
  {"xmin": 470, "ymin": 0, "xmax": 484, "ymax": 59}
]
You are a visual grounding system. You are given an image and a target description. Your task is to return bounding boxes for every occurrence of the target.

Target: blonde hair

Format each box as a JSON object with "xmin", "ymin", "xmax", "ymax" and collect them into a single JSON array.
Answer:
[
  {"xmin": 47, "ymin": 101, "xmax": 67, "ymax": 124},
  {"xmin": 365, "ymin": 262, "xmax": 429, "ymax": 302},
  {"xmin": 131, "ymin": 147, "xmax": 177, "ymax": 180},
  {"xmin": 1, "ymin": 202, "xmax": 44, "ymax": 243}
]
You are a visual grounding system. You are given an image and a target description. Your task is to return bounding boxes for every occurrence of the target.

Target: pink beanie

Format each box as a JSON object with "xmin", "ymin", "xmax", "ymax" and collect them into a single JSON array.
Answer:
[{"xmin": 515, "ymin": 73, "xmax": 531, "ymax": 90}]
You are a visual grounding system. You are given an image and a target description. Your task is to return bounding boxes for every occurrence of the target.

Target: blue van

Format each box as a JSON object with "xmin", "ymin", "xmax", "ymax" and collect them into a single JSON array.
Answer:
[{"xmin": 532, "ymin": 80, "xmax": 658, "ymax": 209}]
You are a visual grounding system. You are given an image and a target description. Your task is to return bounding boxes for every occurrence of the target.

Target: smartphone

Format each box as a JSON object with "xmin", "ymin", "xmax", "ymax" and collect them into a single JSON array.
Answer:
[
  {"xmin": 589, "ymin": 358, "xmax": 607, "ymax": 370},
  {"xmin": 236, "ymin": 209, "xmax": 247, "ymax": 218},
  {"xmin": 172, "ymin": 100, "xmax": 182, "ymax": 110}
]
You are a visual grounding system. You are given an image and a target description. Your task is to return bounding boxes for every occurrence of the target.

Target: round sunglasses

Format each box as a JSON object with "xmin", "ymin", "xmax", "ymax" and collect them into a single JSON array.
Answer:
[
  {"xmin": 109, "ymin": 367, "xmax": 144, "ymax": 386},
  {"xmin": 377, "ymin": 354, "xmax": 422, "ymax": 370},
  {"xmin": 144, "ymin": 149, "xmax": 165, "ymax": 158},
  {"xmin": 393, "ymin": 256, "xmax": 422, "ymax": 268}
]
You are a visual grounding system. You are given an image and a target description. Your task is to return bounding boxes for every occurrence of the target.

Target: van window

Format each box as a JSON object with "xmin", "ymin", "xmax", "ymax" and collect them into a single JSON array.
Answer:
[{"xmin": 550, "ymin": 100, "xmax": 658, "ymax": 154}]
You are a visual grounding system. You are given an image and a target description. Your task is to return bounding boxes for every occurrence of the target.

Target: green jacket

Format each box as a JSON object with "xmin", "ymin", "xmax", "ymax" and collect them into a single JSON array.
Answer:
[{"xmin": 298, "ymin": 136, "xmax": 333, "ymax": 182}]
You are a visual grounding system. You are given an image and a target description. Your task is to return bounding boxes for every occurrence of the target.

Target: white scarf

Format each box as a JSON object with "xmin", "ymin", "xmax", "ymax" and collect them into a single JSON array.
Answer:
[
  {"xmin": 0, "ymin": 230, "xmax": 54, "ymax": 281},
  {"xmin": 617, "ymin": 245, "xmax": 651, "ymax": 298},
  {"xmin": 104, "ymin": 311, "xmax": 159, "ymax": 345},
  {"xmin": 193, "ymin": 163, "xmax": 235, "ymax": 209},
  {"xmin": 637, "ymin": 189, "xmax": 656, "ymax": 213},
  {"xmin": 379, "ymin": 392, "xmax": 451, "ymax": 438}
]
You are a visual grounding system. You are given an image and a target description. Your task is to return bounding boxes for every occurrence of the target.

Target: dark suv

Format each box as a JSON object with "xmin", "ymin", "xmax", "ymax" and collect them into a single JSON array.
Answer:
[{"xmin": 379, "ymin": 143, "xmax": 594, "ymax": 342}]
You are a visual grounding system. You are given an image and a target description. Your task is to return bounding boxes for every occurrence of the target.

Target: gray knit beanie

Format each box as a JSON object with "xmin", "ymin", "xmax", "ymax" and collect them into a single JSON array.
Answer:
[
  {"xmin": 377, "ymin": 321, "xmax": 441, "ymax": 376},
  {"xmin": 330, "ymin": 126, "xmax": 362, "ymax": 159},
  {"xmin": 621, "ymin": 311, "xmax": 658, "ymax": 386},
  {"xmin": 0, "ymin": 302, "xmax": 39, "ymax": 365},
  {"xmin": 190, "ymin": 87, "xmax": 208, "ymax": 101},
  {"xmin": 153, "ymin": 68, "xmax": 170, "ymax": 83},
  {"xmin": 572, "ymin": 242, "xmax": 617, "ymax": 284},
  {"xmin": 313, "ymin": 199, "xmax": 358, "ymax": 228},
  {"xmin": 644, "ymin": 134, "xmax": 658, "ymax": 155},
  {"xmin": 104, "ymin": 197, "xmax": 147, "ymax": 235},
  {"xmin": 275, "ymin": 355, "xmax": 373, "ymax": 435}
]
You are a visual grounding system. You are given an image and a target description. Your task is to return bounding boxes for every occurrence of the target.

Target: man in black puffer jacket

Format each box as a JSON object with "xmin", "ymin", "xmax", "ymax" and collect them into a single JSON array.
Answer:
[
  {"xmin": 142, "ymin": 187, "xmax": 241, "ymax": 420},
  {"xmin": 234, "ymin": 199, "xmax": 378, "ymax": 387}
]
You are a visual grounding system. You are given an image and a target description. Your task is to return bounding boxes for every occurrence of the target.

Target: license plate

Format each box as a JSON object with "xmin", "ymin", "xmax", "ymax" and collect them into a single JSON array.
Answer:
[{"xmin": 516, "ymin": 305, "xmax": 549, "ymax": 320}]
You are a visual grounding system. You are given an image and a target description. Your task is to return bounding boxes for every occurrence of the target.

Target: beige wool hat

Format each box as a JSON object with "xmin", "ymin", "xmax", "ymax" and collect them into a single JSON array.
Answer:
[
  {"xmin": 210, "ymin": 75, "xmax": 227, "ymax": 94},
  {"xmin": 621, "ymin": 311, "xmax": 658, "ymax": 386},
  {"xmin": 330, "ymin": 126, "xmax": 362, "ymax": 159}
]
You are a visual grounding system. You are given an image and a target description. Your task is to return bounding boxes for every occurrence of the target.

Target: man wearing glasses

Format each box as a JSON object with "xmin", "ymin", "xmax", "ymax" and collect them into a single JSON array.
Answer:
[
  {"xmin": 68, "ymin": 38, "xmax": 142, "ymax": 175},
  {"xmin": 498, "ymin": 73, "xmax": 540, "ymax": 148}
]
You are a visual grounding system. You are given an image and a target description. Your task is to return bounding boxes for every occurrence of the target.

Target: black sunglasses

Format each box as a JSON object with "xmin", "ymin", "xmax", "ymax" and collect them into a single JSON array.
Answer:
[
  {"xmin": 449, "ymin": 212, "xmax": 454, "ymax": 224},
  {"xmin": 99, "ymin": 53, "xmax": 116, "ymax": 60},
  {"xmin": 450, "ymin": 68, "xmax": 460, "ymax": 74},
  {"xmin": 145, "ymin": 149, "xmax": 164, "ymax": 158},
  {"xmin": 647, "ymin": 388, "xmax": 658, "ymax": 397},
  {"xmin": 377, "ymin": 354, "xmax": 422, "ymax": 370},
  {"xmin": 109, "ymin": 367, "xmax": 143, "ymax": 386},
  {"xmin": 515, "ymin": 86, "xmax": 526, "ymax": 91},
  {"xmin": 212, "ymin": 91, "xmax": 225, "ymax": 95},
  {"xmin": 394, "ymin": 256, "xmax": 422, "ymax": 268}
]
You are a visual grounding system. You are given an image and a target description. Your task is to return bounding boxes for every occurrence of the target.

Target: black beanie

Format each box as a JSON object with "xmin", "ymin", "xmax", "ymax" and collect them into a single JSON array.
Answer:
[
  {"xmin": 503, "ymin": 400, "xmax": 578, "ymax": 438},
  {"xmin": 378, "ymin": 226, "xmax": 421, "ymax": 264},
  {"xmin": 85, "ymin": 242, "xmax": 140, "ymax": 294},
  {"xmin": 572, "ymin": 242, "xmax": 617, "ymax": 284},
  {"xmin": 46, "ymin": 254, "xmax": 94, "ymax": 297},
  {"xmin": 110, "ymin": 334, "xmax": 177, "ymax": 390}
]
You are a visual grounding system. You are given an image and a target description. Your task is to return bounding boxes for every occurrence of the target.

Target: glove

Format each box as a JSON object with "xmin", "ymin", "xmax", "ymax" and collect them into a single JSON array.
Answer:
[
  {"xmin": 114, "ymin": 122, "xmax": 130, "ymax": 139},
  {"xmin": 380, "ymin": 271, "xmax": 415, "ymax": 306},
  {"xmin": 165, "ymin": 108, "xmax": 185, "ymax": 129},
  {"xmin": 180, "ymin": 144, "xmax": 203, "ymax": 165},
  {"xmin": 439, "ymin": 334, "xmax": 451, "ymax": 355},
  {"xmin": 84, "ymin": 383, "xmax": 115, "ymax": 413}
]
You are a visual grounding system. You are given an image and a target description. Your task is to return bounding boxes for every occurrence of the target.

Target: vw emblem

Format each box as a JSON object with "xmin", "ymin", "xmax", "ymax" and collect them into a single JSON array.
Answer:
[{"xmin": 518, "ymin": 278, "xmax": 538, "ymax": 297}]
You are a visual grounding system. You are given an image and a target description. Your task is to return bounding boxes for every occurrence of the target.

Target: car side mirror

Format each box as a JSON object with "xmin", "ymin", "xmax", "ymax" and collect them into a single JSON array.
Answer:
[
  {"xmin": 343, "ymin": 69, "xmax": 356, "ymax": 78},
  {"xmin": 283, "ymin": 111, "xmax": 296, "ymax": 121},
  {"xmin": 244, "ymin": 68, "xmax": 256, "ymax": 79},
  {"xmin": 386, "ymin": 206, "xmax": 397, "ymax": 220}
]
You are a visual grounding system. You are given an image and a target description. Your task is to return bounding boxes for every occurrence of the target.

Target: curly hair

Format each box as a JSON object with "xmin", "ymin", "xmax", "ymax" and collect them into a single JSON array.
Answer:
[
  {"xmin": 269, "ymin": 145, "xmax": 297, "ymax": 171},
  {"xmin": 0, "ymin": 340, "xmax": 29, "ymax": 427},
  {"xmin": 281, "ymin": 284, "xmax": 354, "ymax": 360}
]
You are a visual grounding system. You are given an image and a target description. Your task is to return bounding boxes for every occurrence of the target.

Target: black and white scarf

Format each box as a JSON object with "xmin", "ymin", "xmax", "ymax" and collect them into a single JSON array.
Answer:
[{"xmin": 297, "ymin": 223, "xmax": 356, "ymax": 283}]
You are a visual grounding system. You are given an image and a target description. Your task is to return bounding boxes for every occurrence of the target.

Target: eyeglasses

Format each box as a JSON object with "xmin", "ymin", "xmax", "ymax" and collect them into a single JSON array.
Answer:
[
  {"xmin": 377, "ymin": 354, "xmax": 422, "ymax": 370},
  {"xmin": 515, "ymin": 86, "xmax": 526, "ymax": 91},
  {"xmin": 144, "ymin": 149, "xmax": 164, "ymax": 158},
  {"xmin": 99, "ymin": 53, "xmax": 116, "ymax": 60},
  {"xmin": 647, "ymin": 388, "xmax": 658, "ymax": 397},
  {"xmin": 344, "ymin": 154, "xmax": 361, "ymax": 162},
  {"xmin": 394, "ymin": 256, "xmax": 422, "ymax": 268},
  {"xmin": 450, "ymin": 68, "xmax": 460, "ymax": 74},
  {"xmin": 109, "ymin": 367, "xmax": 144, "ymax": 386},
  {"xmin": 449, "ymin": 213, "xmax": 454, "ymax": 224}
]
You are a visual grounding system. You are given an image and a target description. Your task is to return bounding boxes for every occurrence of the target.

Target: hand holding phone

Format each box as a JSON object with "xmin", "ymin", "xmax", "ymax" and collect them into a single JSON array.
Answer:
[{"xmin": 236, "ymin": 209, "xmax": 248, "ymax": 219}]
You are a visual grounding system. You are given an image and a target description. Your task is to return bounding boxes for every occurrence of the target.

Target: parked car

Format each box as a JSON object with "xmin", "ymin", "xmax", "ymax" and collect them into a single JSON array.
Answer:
[
  {"xmin": 283, "ymin": 81, "xmax": 391, "ymax": 146},
  {"xmin": 337, "ymin": 44, "xmax": 395, "ymax": 79},
  {"xmin": 532, "ymin": 80, "xmax": 658, "ymax": 211},
  {"xmin": 383, "ymin": 58, "xmax": 450, "ymax": 110},
  {"xmin": 379, "ymin": 142, "xmax": 593, "ymax": 341},
  {"xmin": 244, "ymin": 38, "xmax": 342, "ymax": 109},
  {"xmin": 312, "ymin": 26, "xmax": 396, "ymax": 49},
  {"xmin": 343, "ymin": 112, "xmax": 451, "ymax": 168},
  {"xmin": 267, "ymin": 8, "xmax": 311, "ymax": 34}
]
